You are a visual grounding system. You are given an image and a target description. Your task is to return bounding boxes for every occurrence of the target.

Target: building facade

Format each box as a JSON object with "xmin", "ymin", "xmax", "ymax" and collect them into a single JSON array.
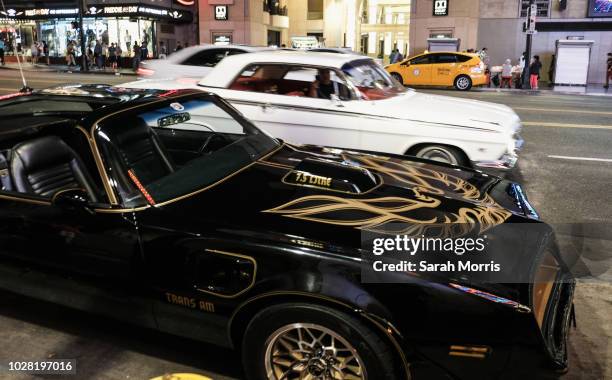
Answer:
[
  {"xmin": 410, "ymin": 0, "xmax": 612, "ymax": 84},
  {"xmin": 0, "ymin": 0, "xmax": 197, "ymax": 60},
  {"xmin": 198, "ymin": 0, "xmax": 289, "ymax": 46}
]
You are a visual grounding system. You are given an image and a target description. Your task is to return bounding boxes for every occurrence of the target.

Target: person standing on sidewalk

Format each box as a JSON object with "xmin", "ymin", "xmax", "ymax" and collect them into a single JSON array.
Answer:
[
  {"xmin": 0, "ymin": 38, "xmax": 5, "ymax": 66},
  {"xmin": 115, "ymin": 44, "xmax": 122, "ymax": 69},
  {"xmin": 42, "ymin": 41, "xmax": 49, "ymax": 65},
  {"xmin": 517, "ymin": 51, "xmax": 527, "ymax": 89},
  {"xmin": 31, "ymin": 41, "xmax": 39, "ymax": 65},
  {"xmin": 529, "ymin": 55, "xmax": 542, "ymax": 90},
  {"xmin": 108, "ymin": 43, "xmax": 117, "ymax": 71},
  {"xmin": 605, "ymin": 52, "xmax": 612, "ymax": 89},
  {"xmin": 101, "ymin": 41, "xmax": 108, "ymax": 70},
  {"xmin": 500, "ymin": 59, "xmax": 513, "ymax": 88},
  {"xmin": 132, "ymin": 42, "xmax": 141, "ymax": 71},
  {"xmin": 158, "ymin": 41, "xmax": 167, "ymax": 59},
  {"xmin": 94, "ymin": 40, "xmax": 102, "ymax": 69},
  {"xmin": 140, "ymin": 41, "xmax": 148, "ymax": 62}
]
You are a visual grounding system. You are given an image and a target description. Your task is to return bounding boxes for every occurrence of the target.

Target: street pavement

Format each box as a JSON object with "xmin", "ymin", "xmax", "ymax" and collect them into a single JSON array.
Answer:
[{"xmin": 0, "ymin": 70, "xmax": 610, "ymax": 379}]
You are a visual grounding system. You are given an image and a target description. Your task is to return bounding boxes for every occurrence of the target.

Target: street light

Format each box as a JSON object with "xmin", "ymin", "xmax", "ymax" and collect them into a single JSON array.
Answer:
[{"xmin": 522, "ymin": 0, "xmax": 536, "ymax": 88}]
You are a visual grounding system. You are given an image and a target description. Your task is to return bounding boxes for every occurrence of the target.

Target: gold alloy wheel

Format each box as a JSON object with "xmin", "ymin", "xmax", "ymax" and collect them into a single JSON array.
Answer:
[{"xmin": 264, "ymin": 323, "xmax": 367, "ymax": 380}]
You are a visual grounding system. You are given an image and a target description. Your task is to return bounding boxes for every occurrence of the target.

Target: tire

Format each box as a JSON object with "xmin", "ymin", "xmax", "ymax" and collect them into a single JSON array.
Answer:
[
  {"xmin": 454, "ymin": 75, "xmax": 472, "ymax": 91},
  {"xmin": 242, "ymin": 303, "xmax": 400, "ymax": 380},
  {"xmin": 412, "ymin": 145, "xmax": 468, "ymax": 166},
  {"xmin": 390, "ymin": 72, "xmax": 403, "ymax": 85}
]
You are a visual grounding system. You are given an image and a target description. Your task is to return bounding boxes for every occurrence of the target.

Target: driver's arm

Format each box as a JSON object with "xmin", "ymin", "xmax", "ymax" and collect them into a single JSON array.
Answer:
[{"xmin": 308, "ymin": 80, "xmax": 320, "ymax": 98}]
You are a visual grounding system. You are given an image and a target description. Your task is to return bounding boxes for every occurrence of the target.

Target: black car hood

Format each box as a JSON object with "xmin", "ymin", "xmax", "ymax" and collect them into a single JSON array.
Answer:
[{"xmin": 155, "ymin": 143, "xmax": 533, "ymax": 249}]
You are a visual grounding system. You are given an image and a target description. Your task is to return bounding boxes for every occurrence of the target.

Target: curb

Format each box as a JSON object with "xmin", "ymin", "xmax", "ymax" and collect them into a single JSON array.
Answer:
[
  {"xmin": 470, "ymin": 87, "xmax": 612, "ymax": 97},
  {"xmin": 0, "ymin": 66, "xmax": 137, "ymax": 76}
]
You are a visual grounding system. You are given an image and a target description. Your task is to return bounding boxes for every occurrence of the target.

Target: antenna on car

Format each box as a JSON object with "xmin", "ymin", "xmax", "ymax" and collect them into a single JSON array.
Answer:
[{"xmin": 0, "ymin": 0, "xmax": 32, "ymax": 93}]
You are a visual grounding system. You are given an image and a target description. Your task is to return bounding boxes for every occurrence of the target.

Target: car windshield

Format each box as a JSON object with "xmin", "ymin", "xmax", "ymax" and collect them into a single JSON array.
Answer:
[
  {"xmin": 96, "ymin": 94, "xmax": 279, "ymax": 207},
  {"xmin": 342, "ymin": 60, "xmax": 406, "ymax": 100}
]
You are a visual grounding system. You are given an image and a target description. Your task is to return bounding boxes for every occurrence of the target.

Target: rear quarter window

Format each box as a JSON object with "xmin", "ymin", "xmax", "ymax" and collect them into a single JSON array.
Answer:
[{"xmin": 456, "ymin": 54, "xmax": 474, "ymax": 63}]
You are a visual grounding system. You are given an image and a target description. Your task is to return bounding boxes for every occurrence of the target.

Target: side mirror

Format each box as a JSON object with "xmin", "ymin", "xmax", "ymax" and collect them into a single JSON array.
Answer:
[{"xmin": 52, "ymin": 189, "xmax": 94, "ymax": 214}]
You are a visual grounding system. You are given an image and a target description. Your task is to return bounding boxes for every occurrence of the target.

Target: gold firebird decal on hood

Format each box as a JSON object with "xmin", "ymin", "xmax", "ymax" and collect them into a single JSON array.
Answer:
[{"xmin": 263, "ymin": 154, "xmax": 512, "ymax": 236}]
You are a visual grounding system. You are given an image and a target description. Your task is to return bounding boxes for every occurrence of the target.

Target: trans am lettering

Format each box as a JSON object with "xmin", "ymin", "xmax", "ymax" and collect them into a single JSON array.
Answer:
[{"xmin": 165, "ymin": 292, "xmax": 215, "ymax": 313}]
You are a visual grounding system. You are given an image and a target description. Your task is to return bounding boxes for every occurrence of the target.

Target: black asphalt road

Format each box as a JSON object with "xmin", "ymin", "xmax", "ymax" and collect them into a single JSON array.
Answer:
[{"xmin": 0, "ymin": 71, "xmax": 610, "ymax": 379}]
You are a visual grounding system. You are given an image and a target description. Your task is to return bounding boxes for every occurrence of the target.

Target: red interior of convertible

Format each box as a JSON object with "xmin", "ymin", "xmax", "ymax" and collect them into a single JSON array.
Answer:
[{"xmin": 229, "ymin": 77, "xmax": 310, "ymax": 97}]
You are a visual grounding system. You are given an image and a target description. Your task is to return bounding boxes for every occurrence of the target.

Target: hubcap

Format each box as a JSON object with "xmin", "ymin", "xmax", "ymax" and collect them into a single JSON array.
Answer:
[
  {"xmin": 457, "ymin": 77, "xmax": 470, "ymax": 89},
  {"xmin": 417, "ymin": 147, "xmax": 458, "ymax": 165},
  {"xmin": 264, "ymin": 323, "xmax": 366, "ymax": 380}
]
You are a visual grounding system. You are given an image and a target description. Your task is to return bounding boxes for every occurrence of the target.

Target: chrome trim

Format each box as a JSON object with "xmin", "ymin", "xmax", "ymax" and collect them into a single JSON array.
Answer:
[{"xmin": 224, "ymin": 99, "xmax": 502, "ymax": 133}]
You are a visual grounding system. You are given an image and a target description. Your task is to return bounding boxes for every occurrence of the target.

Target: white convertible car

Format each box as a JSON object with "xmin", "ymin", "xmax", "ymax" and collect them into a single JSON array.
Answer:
[{"xmin": 122, "ymin": 51, "xmax": 523, "ymax": 170}]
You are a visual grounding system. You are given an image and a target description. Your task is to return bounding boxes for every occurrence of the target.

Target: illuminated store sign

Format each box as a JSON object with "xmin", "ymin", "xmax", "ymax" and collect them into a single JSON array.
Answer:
[
  {"xmin": 433, "ymin": 0, "xmax": 449, "ymax": 16},
  {"xmin": 1, "ymin": 4, "xmax": 191, "ymax": 22},
  {"xmin": 214, "ymin": 5, "xmax": 229, "ymax": 20}
]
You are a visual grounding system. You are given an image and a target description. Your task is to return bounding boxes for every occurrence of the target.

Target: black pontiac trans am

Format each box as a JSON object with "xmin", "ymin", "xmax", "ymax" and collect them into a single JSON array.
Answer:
[{"xmin": 0, "ymin": 85, "xmax": 574, "ymax": 380}]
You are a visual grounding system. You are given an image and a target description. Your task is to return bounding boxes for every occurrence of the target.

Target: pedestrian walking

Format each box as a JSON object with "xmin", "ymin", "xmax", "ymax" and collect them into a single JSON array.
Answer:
[
  {"xmin": 479, "ymin": 47, "xmax": 490, "ymax": 70},
  {"xmin": 101, "ymin": 41, "xmax": 108, "ymax": 70},
  {"xmin": 389, "ymin": 49, "xmax": 397, "ymax": 64},
  {"xmin": 0, "ymin": 38, "xmax": 5, "ymax": 66},
  {"xmin": 42, "ymin": 41, "xmax": 49, "ymax": 65},
  {"xmin": 87, "ymin": 43, "xmax": 94, "ymax": 69},
  {"xmin": 529, "ymin": 55, "xmax": 542, "ymax": 90},
  {"xmin": 159, "ymin": 41, "xmax": 167, "ymax": 59},
  {"xmin": 605, "ymin": 52, "xmax": 612, "ymax": 89},
  {"xmin": 30, "ymin": 41, "xmax": 39, "ymax": 65},
  {"xmin": 115, "ymin": 44, "xmax": 122, "ymax": 69},
  {"xmin": 175, "ymin": 41, "xmax": 183, "ymax": 52},
  {"xmin": 500, "ymin": 59, "xmax": 513, "ymax": 88},
  {"xmin": 140, "ymin": 41, "xmax": 148, "ymax": 61},
  {"xmin": 132, "ymin": 42, "xmax": 141, "ymax": 70},
  {"xmin": 109, "ymin": 42, "xmax": 117, "ymax": 71},
  {"xmin": 94, "ymin": 40, "xmax": 102, "ymax": 69}
]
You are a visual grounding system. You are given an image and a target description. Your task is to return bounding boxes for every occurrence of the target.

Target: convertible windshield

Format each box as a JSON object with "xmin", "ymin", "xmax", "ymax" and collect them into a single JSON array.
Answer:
[
  {"xmin": 96, "ymin": 94, "xmax": 278, "ymax": 207},
  {"xmin": 342, "ymin": 60, "xmax": 406, "ymax": 100}
]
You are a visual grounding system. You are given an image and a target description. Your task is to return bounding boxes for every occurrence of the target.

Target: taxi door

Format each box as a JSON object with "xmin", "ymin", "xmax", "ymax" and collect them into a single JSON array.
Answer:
[
  {"xmin": 398, "ymin": 54, "xmax": 432, "ymax": 86},
  {"xmin": 430, "ymin": 53, "xmax": 458, "ymax": 86}
]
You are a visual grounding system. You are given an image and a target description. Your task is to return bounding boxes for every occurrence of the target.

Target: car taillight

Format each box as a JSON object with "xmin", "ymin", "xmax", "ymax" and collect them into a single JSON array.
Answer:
[{"xmin": 137, "ymin": 67, "xmax": 155, "ymax": 76}]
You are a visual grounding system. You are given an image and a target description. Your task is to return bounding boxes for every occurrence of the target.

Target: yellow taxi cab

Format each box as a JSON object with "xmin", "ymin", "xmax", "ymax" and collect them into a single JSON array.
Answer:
[{"xmin": 385, "ymin": 52, "xmax": 487, "ymax": 91}]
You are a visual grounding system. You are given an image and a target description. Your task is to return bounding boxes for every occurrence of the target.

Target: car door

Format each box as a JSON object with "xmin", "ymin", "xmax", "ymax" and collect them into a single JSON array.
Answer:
[
  {"xmin": 0, "ymin": 129, "xmax": 153, "ymax": 327},
  {"xmin": 398, "ymin": 54, "xmax": 432, "ymax": 85},
  {"xmin": 207, "ymin": 64, "xmax": 363, "ymax": 150},
  {"xmin": 430, "ymin": 53, "xmax": 458, "ymax": 86}
]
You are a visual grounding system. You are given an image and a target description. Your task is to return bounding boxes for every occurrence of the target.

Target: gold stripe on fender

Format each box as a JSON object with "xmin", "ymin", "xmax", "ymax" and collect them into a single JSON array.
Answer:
[{"xmin": 449, "ymin": 345, "xmax": 491, "ymax": 359}]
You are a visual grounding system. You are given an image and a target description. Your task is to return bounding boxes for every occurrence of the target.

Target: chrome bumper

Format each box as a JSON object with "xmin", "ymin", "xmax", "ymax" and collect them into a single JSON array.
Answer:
[{"xmin": 474, "ymin": 134, "xmax": 524, "ymax": 170}]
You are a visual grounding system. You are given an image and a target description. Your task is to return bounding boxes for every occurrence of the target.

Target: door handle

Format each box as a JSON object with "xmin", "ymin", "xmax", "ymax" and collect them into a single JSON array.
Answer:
[{"xmin": 261, "ymin": 103, "xmax": 275, "ymax": 112}]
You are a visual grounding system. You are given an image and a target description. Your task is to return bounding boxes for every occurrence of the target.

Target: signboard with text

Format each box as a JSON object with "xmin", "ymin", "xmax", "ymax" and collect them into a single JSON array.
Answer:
[
  {"xmin": 214, "ymin": 5, "xmax": 228, "ymax": 21},
  {"xmin": 433, "ymin": 0, "xmax": 449, "ymax": 16}
]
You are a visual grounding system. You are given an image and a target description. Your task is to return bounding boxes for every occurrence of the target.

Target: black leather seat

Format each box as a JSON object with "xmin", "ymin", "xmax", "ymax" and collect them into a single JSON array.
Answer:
[
  {"xmin": 104, "ymin": 117, "xmax": 174, "ymax": 186},
  {"xmin": 10, "ymin": 136, "xmax": 99, "ymax": 202}
]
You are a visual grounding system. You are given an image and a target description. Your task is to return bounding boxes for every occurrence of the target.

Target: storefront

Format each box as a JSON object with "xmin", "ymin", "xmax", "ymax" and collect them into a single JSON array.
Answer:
[{"xmin": 0, "ymin": 3, "xmax": 193, "ymax": 59}]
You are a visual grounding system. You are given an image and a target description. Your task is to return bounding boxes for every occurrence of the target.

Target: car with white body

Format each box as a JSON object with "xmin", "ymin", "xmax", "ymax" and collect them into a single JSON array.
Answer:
[
  {"xmin": 124, "ymin": 51, "xmax": 523, "ymax": 170},
  {"xmin": 137, "ymin": 44, "xmax": 273, "ymax": 80}
]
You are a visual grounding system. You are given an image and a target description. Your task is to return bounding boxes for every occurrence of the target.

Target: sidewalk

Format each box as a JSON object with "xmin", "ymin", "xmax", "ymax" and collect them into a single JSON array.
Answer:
[
  {"xmin": 0, "ymin": 62, "xmax": 136, "ymax": 76},
  {"xmin": 474, "ymin": 84, "xmax": 612, "ymax": 97}
]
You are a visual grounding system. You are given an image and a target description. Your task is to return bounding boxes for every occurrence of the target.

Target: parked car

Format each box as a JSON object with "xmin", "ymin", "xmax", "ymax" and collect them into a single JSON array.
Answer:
[
  {"xmin": 0, "ymin": 85, "xmax": 574, "ymax": 380},
  {"xmin": 137, "ymin": 44, "xmax": 272, "ymax": 80},
  {"xmin": 123, "ymin": 51, "xmax": 523, "ymax": 171},
  {"xmin": 385, "ymin": 51, "xmax": 487, "ymax": 90}
]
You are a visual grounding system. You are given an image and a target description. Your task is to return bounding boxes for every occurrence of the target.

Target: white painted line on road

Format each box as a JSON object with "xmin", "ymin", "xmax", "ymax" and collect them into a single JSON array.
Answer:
[
  {"xmin": 522, "ymin": 122, "xmax": 612, "ymax": 130},
  {"xmin": 547, "ymin": 155, "xmax": 612, "ymax": 163},
  {"xmin": 515, "ymin": 107, "xmax": 612, "ymax": 116}
]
